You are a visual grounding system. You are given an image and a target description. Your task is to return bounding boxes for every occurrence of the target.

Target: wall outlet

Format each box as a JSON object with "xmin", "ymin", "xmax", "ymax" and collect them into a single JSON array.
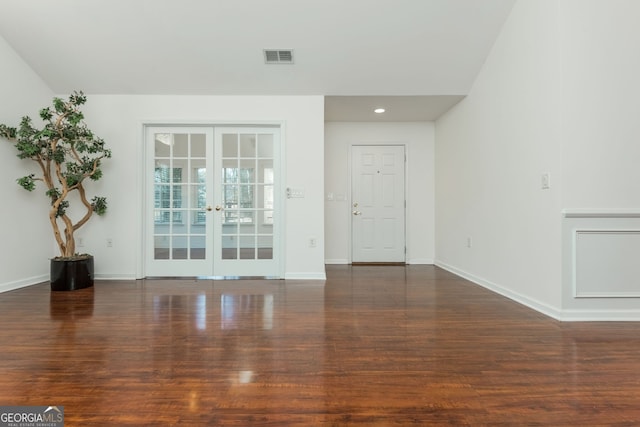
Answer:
[
  {"xmin": 309, "ymin": 237, "xmax": 317, "ymax": 248},
  {"xmin": 106, "ymin": 238, "xmax": 113, "ymax": 247},
  {"xmin": 77, "ymin": 237, "xmax": 84, "ymax": 247},
  {"xmin": 541, "ymin": 172, "xmax": 551, "ymax": 189}
]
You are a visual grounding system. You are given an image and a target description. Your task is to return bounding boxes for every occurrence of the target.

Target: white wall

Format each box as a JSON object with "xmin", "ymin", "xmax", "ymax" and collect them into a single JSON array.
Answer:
[
  {"xmin": 0, "ymin": 35, "xmax": 54, "ymax": 292},
  {"xmin": 74, "ymin": 95, "xmax": 325, "ymax": 280},
  {"xmin": 436, "ymin": 0, "xmax": 640, "ymax": 320},
  {"xmin": 558, "ymin": 0, "xmax": 640, "ymax": 317},
  {"xmin": 435, "ymin": 0, "xmax": 563, "ymax": 316},
  {"xmin": 324, "ymin": 122, "xmax": 435, "ymax": 264},
  {"xmin": 560, "ymin": 0, "xmax": 640, "ymax": 208}
]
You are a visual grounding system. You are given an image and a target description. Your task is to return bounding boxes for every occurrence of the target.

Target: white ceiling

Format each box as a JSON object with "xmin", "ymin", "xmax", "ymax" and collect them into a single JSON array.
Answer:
[
  {"xmin": 0, "ymin": 0, "xmax": 515, "ymax": 121},
  {"xmin": 324, "ymin": 96, "xmax": 465, "ymax": 122}
]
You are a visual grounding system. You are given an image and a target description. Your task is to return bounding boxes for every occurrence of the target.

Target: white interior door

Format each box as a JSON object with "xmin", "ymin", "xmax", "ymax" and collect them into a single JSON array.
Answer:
[
  {"xmin": 145, "ymin": 127, "xmax": 213, "ymax": 276},
  {"xmin": 213, "ymin": 127, "xmax": 281, "ymax": 277},
  {"xmin": 351, "ymin": 145, "xmax": 406, "ymax": 263},
  {"xmin": 145, "ymin": 126, "xmax": 281, "ymax": 277}
]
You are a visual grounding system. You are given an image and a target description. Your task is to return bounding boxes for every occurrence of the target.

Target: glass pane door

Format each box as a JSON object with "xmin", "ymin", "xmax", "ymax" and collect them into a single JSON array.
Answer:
[
  {"xmin": 146, "ymin": 126, "xmax": 280, "ymax": 278},
  {"xmin": 146, "ymin": 127, "xmax": 213, "ymax": 277},
  {"xmin": 214, "ymin": 128, "xmax": 280, "ymax": 277}
]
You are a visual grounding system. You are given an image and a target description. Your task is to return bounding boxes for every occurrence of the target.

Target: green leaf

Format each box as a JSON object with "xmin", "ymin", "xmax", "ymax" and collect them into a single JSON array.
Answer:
[
  {"xmin": 39, "ymin": 108, "xmax": 53, "ymax": 121},
  {"xmin": 91, "ymin": 196, "xmax": 107, "ymax": 215},
  {"xmin": 69, "ymin": 91, "xmax": 87, "ymax": 106},
  {"xmin": 0, "ymin": 124, "xmax": 17, "ymax": 139},
  {"xmin": 56, "ymin": 200, "xmax": 69, "ymax": 217},
  {"xmin": 46, "ymin": 187, "xmax": 62, "ymax": 202},
  {"xmin": 90, "ymin": 168, "xmax": 103, "ymax": 181},
  {"xmin": 17, "ymin": 175, "xmax": 36, "ymax": 191},
  {"xmin": 53, "ymin": 98, "xmax": 65, "ymax": 113},
  {"xmin": 68, "ymin": 112, "xmax": 84, "ymax": 126},
  {"xmin": 52, "ymin": 146, "xmax": 65, "ymax": 164}
]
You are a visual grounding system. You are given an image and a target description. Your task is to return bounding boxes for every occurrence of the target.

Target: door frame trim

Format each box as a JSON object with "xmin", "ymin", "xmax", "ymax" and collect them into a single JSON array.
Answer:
[{"xmin": 348, "ymin": 143, "xmax": 408, "ymax": 264}]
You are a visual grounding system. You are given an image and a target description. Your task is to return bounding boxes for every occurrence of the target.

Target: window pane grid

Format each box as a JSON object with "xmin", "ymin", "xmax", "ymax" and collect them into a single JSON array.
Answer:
[
  {"xmin": 220, "ymin": 131, "xmax": 275, "ymax": 260},
  {"xmin": 154, "ymin": 133, "xmax": 207, "ymax": 260}
]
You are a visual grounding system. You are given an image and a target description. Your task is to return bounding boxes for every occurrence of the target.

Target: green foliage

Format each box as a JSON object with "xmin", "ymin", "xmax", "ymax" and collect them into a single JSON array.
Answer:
[
  {"xmin": 17, "ymin": 175, "xmax": 36, "ymax": 191},
  {"xmin": 46, "ymin": 187, "xmax": 62, "ymax": 202},
  {"xmin": 92, "ymin": 196, "xmax": 107, "ymax": 216},
  {"xmin": 0, "ymin": 91, "xmax": 111, "ymax": 257},
  {"xmin": 90, "ymin": 168, "xmax": 103, "ymax": 181},
  {"xmin": 53, "ymin": 97, "xmax": 65, "ymax": 113},
  {"xmin": 0, "ymin": 124, "xmax": 17, "ymax": 139},
  {"xmin": 39, "ymin": 108, "xmax": 53, "ymax": 121},
  {"xmin": 56, "ymin": 200, "xmax": 70, "ymax": 218}
]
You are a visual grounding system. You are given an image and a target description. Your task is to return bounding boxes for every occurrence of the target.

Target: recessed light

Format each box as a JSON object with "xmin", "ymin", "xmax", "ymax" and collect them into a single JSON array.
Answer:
[{"xmin": 374, "ymin": 108, "xmax": 385, "ymax": 114}]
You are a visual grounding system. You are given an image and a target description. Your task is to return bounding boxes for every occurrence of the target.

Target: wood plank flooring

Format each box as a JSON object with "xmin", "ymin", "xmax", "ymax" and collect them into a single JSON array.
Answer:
[{"xmin": 1, "ymin": 265, "xmax": 640, "ymax": 425}]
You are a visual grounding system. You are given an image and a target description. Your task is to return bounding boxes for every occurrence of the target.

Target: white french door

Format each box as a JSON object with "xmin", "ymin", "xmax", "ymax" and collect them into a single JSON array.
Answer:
[
  {"xmin": 351, "ymin": 145, "xmax": 406, "ymax": 263},
  {"xmin": 145, "ymin": 126, "xmax": 281, "ymax": 277}
]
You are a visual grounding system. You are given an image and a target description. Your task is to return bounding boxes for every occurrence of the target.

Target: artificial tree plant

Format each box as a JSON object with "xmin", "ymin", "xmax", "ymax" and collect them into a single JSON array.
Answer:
[{"xmin": 0, "ymin": 91, "xmax": 111, "ymax": 260}]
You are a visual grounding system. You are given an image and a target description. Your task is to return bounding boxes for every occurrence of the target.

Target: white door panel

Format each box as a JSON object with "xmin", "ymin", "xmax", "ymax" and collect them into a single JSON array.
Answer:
[
  {"xmin": 352, "ymin": 145, "xmax": 405, "ymax": 263},
  {"xmin": 213, "ymin": 128, "xmax": 281, "ymax": 277},
  {"xmin": 145, "ymin": 128, "xmax": 214, "ymax": 276}
]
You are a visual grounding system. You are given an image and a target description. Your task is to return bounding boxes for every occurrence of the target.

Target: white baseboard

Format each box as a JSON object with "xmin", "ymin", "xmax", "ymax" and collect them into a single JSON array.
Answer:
[
  {"xmin": 324, "ymin": 259, "xmax": 349, "ymax": 264},
  {"xmin": 435, "ymin": 260, "xmax": 563, "ymax": 320},
  {"xmin": 407, "ymin": 258, "xmax": 434, "ymax": 265},
  {"xmin": 325, "ymin": 259, "xmax": 434, "ymax": 265},
  {"xmin": 557, "ymin": 309, "xmax": 640, "ymax": 321},
  {"xmin": 0, "ymin": 274, "xmax": 48, "ymax": 294},
  {"xmin": 94, "ymin": 273, "xmax": 137, "ymax": 280},
  {"xmin": 284, "ymin": 272, "xmax": 327, "ymax": 280},
  {"xmin": 435, "ymin": 260, "xmax": 640, "ymax": 321},
  {"xmin": 0, "ymin": 273, "xmax": 137, "ymax": 293}
]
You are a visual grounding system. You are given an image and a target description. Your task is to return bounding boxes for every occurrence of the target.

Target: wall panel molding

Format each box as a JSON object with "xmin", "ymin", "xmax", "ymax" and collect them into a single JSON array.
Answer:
[
  {"xmin": 563, "ymin": 209, "xmax": 640, "ymax": 218},
  {"xmin": 562, "ymin": 211, "xmax": 640, "ymax": 317},
  {"xmin": 573, "ymin": 229, "xmax": 640, "ymax": 298}
]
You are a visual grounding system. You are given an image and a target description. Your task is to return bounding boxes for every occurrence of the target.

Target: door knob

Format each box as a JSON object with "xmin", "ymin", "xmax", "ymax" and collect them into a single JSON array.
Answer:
[
  {"xmin": 206, "ymin": 206, "xmax": 213, "ymax": 211},
  {"xmin": 215, "ymin": 205, "xmax": 223, "ymax": 211},
  {"xmin": 352, "ymin": 210, "xmax": 362, "ymax": 216}
]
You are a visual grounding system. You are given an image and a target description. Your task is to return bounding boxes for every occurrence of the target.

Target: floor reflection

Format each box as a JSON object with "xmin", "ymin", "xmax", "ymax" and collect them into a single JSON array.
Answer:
[
  {"xmin": 221, "ymin": 294, "xmax": 274, "ymax": 330},
  {"xmin": 143, "ymin": 281, "xmax": 326, "ymax": 399},
  {"xmin": 49, "ymin": 286, "xmax": 94, "ymax": 320}
]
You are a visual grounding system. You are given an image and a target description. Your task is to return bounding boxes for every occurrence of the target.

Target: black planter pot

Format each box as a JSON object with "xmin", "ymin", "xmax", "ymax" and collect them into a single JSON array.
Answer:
[{"xmin": 50, "ymin": 256, "xmax": 94, "ymax": 291}]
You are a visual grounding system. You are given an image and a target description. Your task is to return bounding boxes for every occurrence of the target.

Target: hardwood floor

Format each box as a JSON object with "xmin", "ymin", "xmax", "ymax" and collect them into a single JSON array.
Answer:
[{"xmin": 1, "ymin": 265, "xmax": 640, "ymax": 425}]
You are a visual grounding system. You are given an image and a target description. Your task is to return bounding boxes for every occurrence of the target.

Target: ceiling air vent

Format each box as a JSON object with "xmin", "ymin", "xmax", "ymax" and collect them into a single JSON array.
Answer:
[{"xmin": 264, "ymin": 49, "xmax": 294, "ymax": 64}]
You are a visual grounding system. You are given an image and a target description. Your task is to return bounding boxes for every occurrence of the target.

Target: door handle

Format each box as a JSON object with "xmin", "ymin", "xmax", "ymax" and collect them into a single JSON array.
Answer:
[
  {"xmin": 206, "ymin": 206, "xmax": 213, "ymax": 211},
  {"xmin": 352, "ymin": 210, "xmax": 362, "ymax": 216},
  {"xmin": 215, "ymin": 205, "xmax": 223, "ymax": 211}
]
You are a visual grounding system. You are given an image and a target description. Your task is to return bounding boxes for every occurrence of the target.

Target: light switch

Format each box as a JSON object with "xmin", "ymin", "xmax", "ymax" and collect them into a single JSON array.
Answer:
[{"xmin": 287, "ymin": 187, "xmax": 305, "ymax": 198}]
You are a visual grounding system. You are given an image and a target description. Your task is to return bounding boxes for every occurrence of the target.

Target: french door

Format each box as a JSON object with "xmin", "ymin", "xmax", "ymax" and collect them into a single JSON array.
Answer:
[{"xmin": 145, "ymin": 126, "xmax": 281, "ymax": 277}]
